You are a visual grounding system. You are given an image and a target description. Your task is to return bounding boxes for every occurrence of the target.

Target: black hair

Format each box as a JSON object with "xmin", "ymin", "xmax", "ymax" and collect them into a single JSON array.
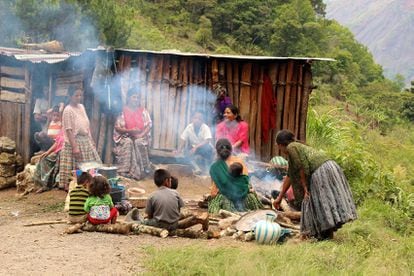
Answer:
[
  {"xmin": 275, "ymin": 129, "xmax": 296, "ymax": 146},
  {"xmin": 52, "ymin": 105, "xmax": 60, "ymax": 113},
  {"xmin": 88, "ymin": 175, "xmax": 111, "ymax": 198},
  {"xmin": 127, "ymin": 87, "xmax": 139, "ymax": 99},
  {"xmin": 77, "ymin": 172, "xmax": 93, "ymax": 185},
  {"xmin": 153, "ymin": 169, "xmax": 171, "ymax": 187},
  {"xmin": 67, "ymin": 85, "xmax": 78, "ymax": 97},
  {"xmin": 225, "ymin": 105, "xmax": 242, "ymax": 122},
  {"xmin": 216, "ymin": 138, "xmax": 232, "ymax": 160},
  {"xmin": 170, "ymin": 176, "xmax": 178, "ymax": 190},
  {"xmin": 229, "ymin": 162, "xmax": 243, "ymax": 177}
]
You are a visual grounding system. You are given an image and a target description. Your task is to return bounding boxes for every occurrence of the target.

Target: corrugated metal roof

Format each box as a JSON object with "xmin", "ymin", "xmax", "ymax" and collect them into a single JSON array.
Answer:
[
  {"xmin": 0, "ymin": 47, "xmax": 81, "ymax": 64},
  {"xmin": 116, "ymin": 48, "xmax": 335, "ymax": 62}
]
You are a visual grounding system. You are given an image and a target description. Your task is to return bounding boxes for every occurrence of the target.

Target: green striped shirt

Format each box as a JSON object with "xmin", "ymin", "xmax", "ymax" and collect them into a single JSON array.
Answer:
[{"xmin": 69, "ymin": 185, "xmax": 89, "ymax": 216}]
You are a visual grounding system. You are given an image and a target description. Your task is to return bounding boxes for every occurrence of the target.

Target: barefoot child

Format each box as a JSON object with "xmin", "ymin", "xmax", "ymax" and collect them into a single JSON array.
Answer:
[
  {"xmin": 68, "ymin": 172, "xmax": 92, "ymax": 224},
  {"xmin": 84, "ymin": 175, "xmax": 118, "ymax": 224}
]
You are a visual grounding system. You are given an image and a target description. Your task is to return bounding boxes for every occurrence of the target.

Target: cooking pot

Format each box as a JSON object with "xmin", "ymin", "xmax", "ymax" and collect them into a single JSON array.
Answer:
[{"xmin": 97, "ymin": 166, "xmax": 118, "ymax": 179}]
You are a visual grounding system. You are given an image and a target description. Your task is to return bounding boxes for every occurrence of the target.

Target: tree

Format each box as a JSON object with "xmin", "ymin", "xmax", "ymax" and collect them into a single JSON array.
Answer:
[{"xmin": 195, "ymin": 16, "xmax": 213, "ymax": 51}]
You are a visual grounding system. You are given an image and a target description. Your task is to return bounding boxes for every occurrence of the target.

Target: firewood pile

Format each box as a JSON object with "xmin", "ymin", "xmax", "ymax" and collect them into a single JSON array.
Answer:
[{"xmin": 0, "ymin": 137, "xmax": 24, "ymax": 190}]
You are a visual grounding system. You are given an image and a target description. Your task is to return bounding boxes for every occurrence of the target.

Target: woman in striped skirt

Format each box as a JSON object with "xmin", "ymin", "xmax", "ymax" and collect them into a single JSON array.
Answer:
[
  {"xmin": 273, "ymin": 129, "xmax": 357, "ymax": 240},
  {"xmin": 59, "ymin": 86, "xmax": 101, "ymax": 190}
]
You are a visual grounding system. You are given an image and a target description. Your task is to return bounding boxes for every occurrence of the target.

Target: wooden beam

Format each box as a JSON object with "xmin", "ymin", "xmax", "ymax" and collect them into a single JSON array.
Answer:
[{"xmin": 0, "ymin": 90, "xmax": 25, "ymax": 103}]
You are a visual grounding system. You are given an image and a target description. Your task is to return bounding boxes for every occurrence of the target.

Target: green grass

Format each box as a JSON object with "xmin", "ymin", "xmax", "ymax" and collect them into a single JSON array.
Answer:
[{"xmin": 142, "ymin": 200, "xmax": 413, "ymax": 275}]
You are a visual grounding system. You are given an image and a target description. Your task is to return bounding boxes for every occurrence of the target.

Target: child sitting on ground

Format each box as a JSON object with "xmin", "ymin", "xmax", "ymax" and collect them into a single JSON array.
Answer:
[
  {"xmin": 229, "ymin": 162, "xmax": 244, "ymax": 177},
  {"xmin": 84, "ymin": 175, "xmax": 118, "ymax": 225},
  {"xmin": 68, "ymin": 172, "xmax": 92, "ymax": 224},
  {"xmin": 143, "ymin": 169, "xmax": 185, "ymax": 231},
  {"xmin": 143, "ymin": 170, "xmax": 209, "ymax": 231}
]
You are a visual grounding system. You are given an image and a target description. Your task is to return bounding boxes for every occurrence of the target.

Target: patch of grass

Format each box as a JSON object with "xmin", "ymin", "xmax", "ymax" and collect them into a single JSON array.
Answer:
[{"xmin": 143, "ymin": 201, "xmax": 413, "ymax": 275}]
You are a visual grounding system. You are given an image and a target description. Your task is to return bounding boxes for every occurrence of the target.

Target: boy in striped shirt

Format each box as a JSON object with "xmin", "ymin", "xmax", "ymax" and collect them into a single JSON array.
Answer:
[{"xmin": 68, "ymin": 172, "xmax": 92, "ymax": 224}]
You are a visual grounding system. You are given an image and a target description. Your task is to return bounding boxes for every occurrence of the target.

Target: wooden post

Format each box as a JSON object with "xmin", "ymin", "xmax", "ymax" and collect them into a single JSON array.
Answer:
[
  {"xmin": 177, "ymin": 58, "xmax": 189, "ymax": 140},
  {"xmin": 283, "ymin": 61, "xmax": 294, "ymax": 131},
  {"xmin": 248, "ymin": 64, "xmax": 259, "ymax": 158},
  {"xmin": 288, "ymin": 62, "xmax": 298, "ymax": 134},
  {"xmin": 255, "ymin": 66, "xmax": 264, "ymax": 160},
  {"xmin": 232, "ymin": 63, "xmax": 240, "ymax": 108},
  {"xmin": 274, "ymin": 63, "xmax": 287, "ymax": 156},
  {"xmin": 22, "ymin": 65, "xmax": 32, "ymax": 163},
  {"xmin": 226, "ymin": 62, "xmax": 233, "ymax": 102},
  {"xmin": 264, "ymin": 63, "xmax": 278, "ymax": 161},
  {"xmin": 160, "ymin": 56, "xmax": 171, "ymax": 149},
  {"xmin": 166, "ymin": 57, "xmax": 178, "ymax": 149},
  {"xmin": 151, "ymin": 55, "xmax": 164, "ymax": 149},
  {"xmin": 300, "ymin": 63, "xmax": 312, "ymax": 142},
  {"xmin": 295, "ymin": 63, "xmax": 303, "ymax": 139},
  {"xmin": 211, "ymin": 59, "xmax": 219, "ymax": 88},
  {"xmin": 239, "ymin": 63, "xmax": 252, "ymax": 124}
]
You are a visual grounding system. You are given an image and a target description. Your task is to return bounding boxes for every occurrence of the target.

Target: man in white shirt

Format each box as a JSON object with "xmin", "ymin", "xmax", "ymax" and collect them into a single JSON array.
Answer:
[{"xmin": 177, "ymin": 111, "xmax": 214, "ymax": 175}]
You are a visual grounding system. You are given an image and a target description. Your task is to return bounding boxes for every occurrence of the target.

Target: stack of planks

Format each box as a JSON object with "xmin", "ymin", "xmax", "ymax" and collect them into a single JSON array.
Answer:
[{"xmin": 115, "ymin": 53, "xmax": 313, "ymax": 161}]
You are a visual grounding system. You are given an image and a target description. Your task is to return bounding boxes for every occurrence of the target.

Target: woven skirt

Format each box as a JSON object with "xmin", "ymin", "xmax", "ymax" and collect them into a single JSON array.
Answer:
[
  {"xmin": 59, "ymin": 135, "xmax": 102, "ymax": 188},
  {"xmin": 301, "ymin": 160, "xmax": 357, "ymax": 239}
]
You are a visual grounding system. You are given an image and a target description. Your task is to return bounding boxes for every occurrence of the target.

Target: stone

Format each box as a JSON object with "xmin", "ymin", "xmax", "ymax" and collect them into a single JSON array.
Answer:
[
  {"xmin": 0, "ymin": 152, "xmax": 16, "ymax": 165},
  {"xmin": 0, "ymin": 164, "xmax": 16, "ymax": 177},
  {"xmin": 0, "ymin": 176, "xmax": 16, "ymax": 190},
  {"xmin": 0, "ymin": 137, "xmax": 16, "ymax": 153}
]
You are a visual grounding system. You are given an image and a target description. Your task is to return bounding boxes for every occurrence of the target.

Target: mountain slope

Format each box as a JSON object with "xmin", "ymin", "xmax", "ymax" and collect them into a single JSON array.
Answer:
[{"xmin": 325, "ymin": 0, "xmax": 414, "ymax": 85}]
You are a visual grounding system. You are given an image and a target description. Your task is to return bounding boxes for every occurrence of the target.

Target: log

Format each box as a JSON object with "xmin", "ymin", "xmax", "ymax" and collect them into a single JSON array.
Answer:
[
  {"xmin": 171, "ymin": 228, "xmax": 204, "ymax": 239},
  {"xmin": 131, "ymin": 224, "xmax": 169, "ymax": 238},
  {"xmin": 218, "ymin": 209, "xmax": 241, "ymax": 219},
  {"xmin": 139, "ymin": 54, "xmax": 149, "ymax": 108},
  {"xmin": 64, "ymin": 223, "xmax": 84, "ymax": 234},
  {"xmin": 82, "ymin": 222, "xmax": 131, "ymax": 235},
  {"xmin": 218, "ymin": 217, "xmax": 239, "ymax": 230},
  {"xmin": 24, "ymin": 220, "xmax": 67, "ymax": 227}
]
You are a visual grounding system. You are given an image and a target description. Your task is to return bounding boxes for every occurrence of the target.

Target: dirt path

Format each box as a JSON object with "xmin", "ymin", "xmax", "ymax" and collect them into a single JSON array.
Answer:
[{"xmin": 0, "ymin": 175, "xmax": 231, "ymax": 275}]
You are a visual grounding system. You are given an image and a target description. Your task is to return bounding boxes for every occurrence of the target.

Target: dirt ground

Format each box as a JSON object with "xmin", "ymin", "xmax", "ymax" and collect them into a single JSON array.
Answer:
[{"xmin": 0, "ymin": 175, "xmax": 247, "ymax": 275}]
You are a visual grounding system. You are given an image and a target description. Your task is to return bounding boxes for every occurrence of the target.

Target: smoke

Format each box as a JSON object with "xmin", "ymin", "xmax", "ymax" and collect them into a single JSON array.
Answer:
[{"xmin": 0, "ymin": 0, "xmax": 100, "ymax": 51}]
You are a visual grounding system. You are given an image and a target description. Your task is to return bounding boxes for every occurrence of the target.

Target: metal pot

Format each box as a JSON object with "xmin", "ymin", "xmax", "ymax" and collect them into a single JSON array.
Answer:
[{"xmin": 97, "ymin": 166, "xmax": 118, "ymax": 179}]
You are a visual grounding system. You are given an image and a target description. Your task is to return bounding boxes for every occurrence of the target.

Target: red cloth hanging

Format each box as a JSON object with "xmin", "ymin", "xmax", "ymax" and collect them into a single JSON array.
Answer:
[{"xmin": 261, "ymin": 74, "xmax": 277, "ymax": 143}]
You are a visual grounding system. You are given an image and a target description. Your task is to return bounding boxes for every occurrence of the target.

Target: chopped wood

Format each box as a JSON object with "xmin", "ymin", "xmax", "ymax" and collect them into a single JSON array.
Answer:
[
  {"xmin": 218, "ymin": 217, "xmax": 239, "ymax": 230},
  {"xmin": 64, "ymin": 223, "xmax": 84, "ymax": 234},
  {"xmin": 131, "ymin": 224, "xmax": 169, "ymax": 238},
  {"xmin": 218, "ymin": 209, "xmax": 241, "ymax": 219},
  {"xmin": 82, "ymin": 222, "xmax": 132, "ymax": 235}
]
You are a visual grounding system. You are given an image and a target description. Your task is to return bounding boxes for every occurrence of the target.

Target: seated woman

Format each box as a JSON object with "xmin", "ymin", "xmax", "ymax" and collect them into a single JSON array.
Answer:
[
  {"xmin": 113, "ymin": 88, "xmax": 152, "ymax": 180},
  {"xmin": 177, "ymin": 111, "xmax": 214, "ymax": 175},
  {"xmin": 33, "ymin": 129, "xmax": 64, "ymax": 193},
  {"xmin": 215, "ymin": 105, "xmax": 249, "ymax": 156},
  {"xmin": 208, "ymin": 138, "xmax": 263, "ymax": 213}
]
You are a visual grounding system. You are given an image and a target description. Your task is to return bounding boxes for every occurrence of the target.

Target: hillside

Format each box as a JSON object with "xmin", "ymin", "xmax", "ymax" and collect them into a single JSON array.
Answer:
[{"xmin": 325, "ymin": 0, "xmax": 414, "ymax": 85}]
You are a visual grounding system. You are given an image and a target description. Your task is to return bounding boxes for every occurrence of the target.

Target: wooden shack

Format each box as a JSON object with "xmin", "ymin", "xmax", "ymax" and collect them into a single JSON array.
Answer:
[
  {"xmin": 0, "ymin": 46, "xmax": 332, "ymax": 164},
  {"xmin": 113, "ymin": 49, "xmax": 332, "ymax": 161}
]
